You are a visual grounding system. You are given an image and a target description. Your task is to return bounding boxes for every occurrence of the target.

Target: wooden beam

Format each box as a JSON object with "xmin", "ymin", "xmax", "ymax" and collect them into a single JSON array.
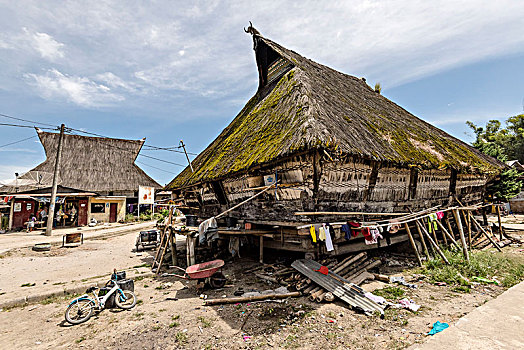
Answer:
[
  {"xmin": 496, "ymin": 205, "xmax": 504, "ymax": 240},
  {"xmin": 435, "ymin": 219, "xmax": 460, "ymax": 250},
  {"xmin": 294, "ymin": 211, "xmax": 408, "ymax": 216},
  {"xmin": 453, "ymin": 209, "xmax": 469, "ymax": 262},
  {"xmin": 404, "ymin": 223, "xmax": 423, "ymax": 266},
  {"xmin": 414, "ymin": 220, "xmax": 431, "ymax": 259},
  {"xmin": 415, "ymin": 220, "xmax": 450, "ymax": 264},
  {"xmin": 470, "ymin": 215, "xmax": 503, "ymax": 252},
  {"xmin": 259, "ymin": 236, "xmax": 264, "ymax": 264}
]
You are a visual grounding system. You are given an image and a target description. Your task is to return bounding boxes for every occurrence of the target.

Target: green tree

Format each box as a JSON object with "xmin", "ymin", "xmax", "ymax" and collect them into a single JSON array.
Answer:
[{"xmin": 467, "ymin": 115, "xmax": 524, "ymax": 201}]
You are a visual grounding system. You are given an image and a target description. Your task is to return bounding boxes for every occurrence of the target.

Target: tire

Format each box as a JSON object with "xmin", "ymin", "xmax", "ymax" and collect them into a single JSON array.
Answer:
[
  {"xmin": 209, "ymin": 272, "xmax": 226, "ymax": 288},
  {"xmin": 114, "ymin": 290, "xmax": 136, "ymax": 309},
  {"xmin": 65, "ymin": 299, "xmax": 94, "ymax": 325}
]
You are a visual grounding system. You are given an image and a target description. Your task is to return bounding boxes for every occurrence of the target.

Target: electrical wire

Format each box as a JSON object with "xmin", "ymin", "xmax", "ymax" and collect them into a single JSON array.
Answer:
[
  {"xmin": 0, "ymin": 113, "xmax": 58, "ymax": 128},
  {"xmin": 135, "ymin": 160, "xmax": 175, "ymax": 174},
  {"xmin": 0, "ymin": 135, "xmax": 38, "ymax": 149}
]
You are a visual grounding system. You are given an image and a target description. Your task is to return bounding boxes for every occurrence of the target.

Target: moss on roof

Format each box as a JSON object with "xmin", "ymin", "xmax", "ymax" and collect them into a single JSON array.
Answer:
[{"xmin": 167, "ymin": 35, "xmax": 503, "ymax": 189}]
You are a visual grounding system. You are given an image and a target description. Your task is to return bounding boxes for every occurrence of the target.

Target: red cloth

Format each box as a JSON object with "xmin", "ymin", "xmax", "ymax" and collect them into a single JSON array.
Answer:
[
  {"xmin": 315, "ymin": 266, "xmax": 329, "ymax": 275},
  {"xmin": 361, "ymin": 227, "xmax": 373, "ymax": 241}
]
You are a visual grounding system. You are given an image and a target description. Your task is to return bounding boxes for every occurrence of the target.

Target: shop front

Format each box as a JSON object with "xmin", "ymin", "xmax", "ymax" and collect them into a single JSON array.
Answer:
[{"xmin": 88, "ymin": 196, "xmax": 126, "ymax": 223}]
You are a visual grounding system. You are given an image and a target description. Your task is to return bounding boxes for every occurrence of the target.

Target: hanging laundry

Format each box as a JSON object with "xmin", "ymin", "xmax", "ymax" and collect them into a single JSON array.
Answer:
[
  {"xmin": 198, "ymin": 217, "xmax": 217, "ymax": 244},
  {"xmin": 386, "ymin": 219, "xmax": 401, "ymax": 233},
  {"xmin": 428, "ymin": 213, "xmax": 438, "ymax": 233},
  {"xmin": 365, "ymin": 226, "xmax": 383, "ymax": 245},
  {"xmin": 324, "ymin": 224, "xmax": 334, "ymax": 252},
  {"xmin": 341, "ymin": 224, "xmax": 351, "ymax": 241},
  {"xmin": 348, "ymin": 221, "xmax": 361, "ymax": 237},
  {"xmin": 436, "ymin": 211, "xmax": 444, "ymax": 220},
  {"xmin": 310, "ymin": 225, "xmax": 317, "ymax": 243},
  {"xmin": 318, "ymin": 225, "xmax": 326, "ymax": 241},
  {"xmin": 362, "ymin": 227, "xmax": 372, "ymax": 241}
]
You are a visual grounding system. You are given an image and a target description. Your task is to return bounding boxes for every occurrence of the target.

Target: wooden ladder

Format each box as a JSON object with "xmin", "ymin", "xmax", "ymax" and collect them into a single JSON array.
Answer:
[{"xmin": 151, "ymin": 207, "xmax": 174, "ymax": 273}]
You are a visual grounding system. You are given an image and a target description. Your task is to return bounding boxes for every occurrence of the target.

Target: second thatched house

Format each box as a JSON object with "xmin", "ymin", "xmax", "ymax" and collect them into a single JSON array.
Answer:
[
  {"xmin": 1, "ymin": 130, "xmax": 160, "ymax": 229},
  {"xmin": 167, "ymin": 28, "xmax": 503, "ymax": 224}
]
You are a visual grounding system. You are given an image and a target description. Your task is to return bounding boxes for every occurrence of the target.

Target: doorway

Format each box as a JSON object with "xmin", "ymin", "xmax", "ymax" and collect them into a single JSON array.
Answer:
[{"xmin": 109, "ymin": 203, "xmax": 118, "ymax": 223}]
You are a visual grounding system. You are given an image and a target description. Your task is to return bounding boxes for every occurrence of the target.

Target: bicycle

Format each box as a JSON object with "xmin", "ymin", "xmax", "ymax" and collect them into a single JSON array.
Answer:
[{"xmin": 65, "ymin": 272, "xmax": 137, "ymax": 325}]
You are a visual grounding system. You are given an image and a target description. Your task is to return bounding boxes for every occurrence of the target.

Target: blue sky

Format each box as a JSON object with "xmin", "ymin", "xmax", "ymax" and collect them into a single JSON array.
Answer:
[{"xmin": 1, "ymin": 1, "xmax": 523, "ymax": 186}]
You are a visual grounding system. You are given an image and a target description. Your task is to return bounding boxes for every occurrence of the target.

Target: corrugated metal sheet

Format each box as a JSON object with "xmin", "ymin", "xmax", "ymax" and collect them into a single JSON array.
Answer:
[{"xmin": 291, "ymin": 259, "xmax": 384, "ymax": 316}]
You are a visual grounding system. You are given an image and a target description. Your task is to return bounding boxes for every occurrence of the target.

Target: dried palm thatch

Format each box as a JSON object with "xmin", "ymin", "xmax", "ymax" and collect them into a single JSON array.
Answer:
[
  {"xmin": 20, "ymin": 130, "xmax": 160, "ymax": 193},
  {"xmin": 167, "ymin": 33, "xmax": 503, "ymax": 189}
]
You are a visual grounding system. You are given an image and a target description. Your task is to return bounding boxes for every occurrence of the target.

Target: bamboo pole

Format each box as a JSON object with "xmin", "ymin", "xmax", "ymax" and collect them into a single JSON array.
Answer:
[
  {"xmin": 445, "ymin": 216, "xmax": 455, "ymax": 241},
  {"xmin": 496, "ymin": 205, "xmax": 504, "ymax": 240},
  {"xmin": 470, "ymin": 216, "xmax": 503, "ymax": 252},
  {"xmin": 453, "ymin": 209, "xmax": 469, "ymax": 262},
  {"xmin": 404, "ymin": 223, "xmax": 423, "ymax": 266},
  {"xmin": 204, "ymin": 292, "xmax": 301, "ymax": 305},
  {"xmin": 461, "ymin": 210, "xmax": 472, "ymax": 250},
  {"xmin": 168, "ymin": 206, "xmax": 177, "ymax": 267},
  {"xmin": 415, "ymin": 220, "xmax": 450, "ymax": 264},
  {"xmin": 414, "ymin": 220, "xmax": 431, "ymax": 259},
  {"xmin": 435, "ymin": 219, "xmax": 460, "ymax": 250}
]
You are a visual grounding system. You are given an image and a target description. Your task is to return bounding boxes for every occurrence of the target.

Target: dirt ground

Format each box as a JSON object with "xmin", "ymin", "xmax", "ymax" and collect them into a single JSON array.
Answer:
[{"xmin": 0, "ymin": 252, "xmax": 514, "ymax": 350}]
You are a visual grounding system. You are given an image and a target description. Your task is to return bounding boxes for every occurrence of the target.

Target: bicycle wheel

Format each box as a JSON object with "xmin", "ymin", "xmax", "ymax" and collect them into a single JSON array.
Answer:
[
  {"xmin": 65, "ymin": 299, "xmax": 94, "ymax": 325},
  {"xmin": 114, "ymin": 290, "xmax": 136, "ymax": 309}
]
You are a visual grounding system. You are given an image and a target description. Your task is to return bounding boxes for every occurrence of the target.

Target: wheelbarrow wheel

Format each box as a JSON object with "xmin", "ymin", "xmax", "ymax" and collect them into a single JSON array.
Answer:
[{"xmin": 209, "ymin": 272, "xmax": 226, "ymax": 288}]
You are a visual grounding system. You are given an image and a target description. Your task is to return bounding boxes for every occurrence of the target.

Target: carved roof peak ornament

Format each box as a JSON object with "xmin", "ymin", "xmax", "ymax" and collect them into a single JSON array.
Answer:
[{"xmin": 244, "ymin": 21, "xmax": 261, "ymax": 36}]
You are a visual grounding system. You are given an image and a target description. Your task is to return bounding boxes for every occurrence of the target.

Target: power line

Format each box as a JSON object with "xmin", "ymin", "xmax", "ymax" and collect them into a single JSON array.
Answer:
[
  {"xmin": 0, "ymin": 113, "xmax": 58, "ymax": 128},
  {"xmin": 0, "ymin": 112, "xmax": 197, "ymax": 167},
  {"xmin": 135, "ymin": 160, "xmax": 175, "ymax": 174},
  {"xmin": 0, "ymin": 135, "xmax": 38, "ymax": 149},
  {"xmin": 62, "ymin": 129, "xmax": 188, "ymax": 168}
]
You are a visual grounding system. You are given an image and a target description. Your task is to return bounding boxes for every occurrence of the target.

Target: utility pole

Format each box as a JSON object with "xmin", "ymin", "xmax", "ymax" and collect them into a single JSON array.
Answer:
[
  {"xmin": 45, "ymin": 124, "xmax": 65, "ymax": 236},
  {"xmin": 180, "ymin": 140, "xmax": 194, "ymax": 173}
]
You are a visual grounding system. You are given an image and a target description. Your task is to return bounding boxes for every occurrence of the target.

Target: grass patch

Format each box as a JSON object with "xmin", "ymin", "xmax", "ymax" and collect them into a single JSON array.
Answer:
[
  {"xmin": 172, "ymin": 314, "xmax": 180, "ymax": 320},
  {"xmin": 136, "ymin": 299, "xmax": 143, "ymax": 306},
  {"xmin": 133, "ymin": 263, "xmax": 151, "ymax": 268},
  {"xmin": 373, "ymin": 286, "xmax": 405, "ymax": 300},
  {"xmin": 75, "ymin": 336, "xmax": 86, "ymax": 343},
  {"xmin": 452, "ymin": 286, "xmax": 471, "ymax": 293},
  {"xmin": 169, "ymin": 321, "xmax": 180, "ymax": 328},
  {"xmin": 420, "ymin": 249, "xmax": 524, "ymax": 288},
  {"xmin": 198, "ymin": 316, "xmax": 212, "ymax": 328},
  {"xmin": 175, "ymin": 331, "xmax": 187, "ymax": 344},
  {"xmin": 21, "ymin": 283, "xmax": 36, "ymax": 287}
]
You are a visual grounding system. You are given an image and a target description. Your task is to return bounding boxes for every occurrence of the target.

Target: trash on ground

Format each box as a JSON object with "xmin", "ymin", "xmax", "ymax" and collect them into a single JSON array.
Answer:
[{"xmin": 428, "ymin": 321, "xmax": 449, "ymax": 335}]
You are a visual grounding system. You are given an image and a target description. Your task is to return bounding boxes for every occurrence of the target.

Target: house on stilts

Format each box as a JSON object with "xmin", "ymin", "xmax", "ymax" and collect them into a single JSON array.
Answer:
[{"xmin": 165, "ymin": 26, "xmax": 503, "ymax": 255}]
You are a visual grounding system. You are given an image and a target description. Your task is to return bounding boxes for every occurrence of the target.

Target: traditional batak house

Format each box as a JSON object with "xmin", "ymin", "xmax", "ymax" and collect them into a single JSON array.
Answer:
[
  {"xmin": 1, "ymin": 130, "xmax": 160, "ymax": 229},
  {"xmin": 166, "ymin": 26, "xmax": 503, "ymax": 255}
]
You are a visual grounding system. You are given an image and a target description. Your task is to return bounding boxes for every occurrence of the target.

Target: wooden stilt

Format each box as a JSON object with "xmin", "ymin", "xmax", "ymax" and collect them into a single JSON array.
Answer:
[
  {"xmin": 415, "ymin": 220, "xmax": 450, "ymax": 264},
  {"xmin": 461, "ymin": 210, "xmax": 472, "ymax": 250},
  {"xmin": 168, "ymin": 207, "xmax": 177, "ymax": 267},
  {"xmin": 453, "ymin": 209, "xmax": 469, "ymax": 262},
  {"xmin": 496, "ymin": 205, "xmax": 504, "ymax": 240},
  {"xmin": 404, "ymin": 223, "xmax": 423, "ymax": 266},
  {"xmin": 470, "ymin": 216, "xmax": 503, "ymax": 252},
  {"xmin": 414, "ymin": 221, "xmax": 431, "ymax": 259},
  {"xmin": 435, "ymin": 219, "xmax": 460, "ymax": 250},
  {"xmin": 445, "ymin": 216, "xmax": 455, "ymax": 240},
  {"xmin": 259, "ymin": 236, "xmax": 264, "ymax": 264}
]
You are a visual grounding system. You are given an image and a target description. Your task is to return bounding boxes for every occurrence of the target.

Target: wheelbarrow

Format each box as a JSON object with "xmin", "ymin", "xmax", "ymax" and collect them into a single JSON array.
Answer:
[{"xmin": 163, "ymin": 259, "xmax": 226, "ymax": 289}]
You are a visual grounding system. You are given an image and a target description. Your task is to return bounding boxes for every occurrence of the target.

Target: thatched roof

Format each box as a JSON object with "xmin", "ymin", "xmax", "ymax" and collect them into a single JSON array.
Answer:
[
  {"xmin": 22, "ymin": 130, "xmax": 160, "ymax": 193},
  {"xmin": 167, "ymin": 32, "xmax": 503, "ymax": 189}
]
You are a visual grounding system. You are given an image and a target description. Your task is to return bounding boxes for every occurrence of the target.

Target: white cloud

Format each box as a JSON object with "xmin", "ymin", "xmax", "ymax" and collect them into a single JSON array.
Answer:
[
  {"xmin": 31, "ymin": 31, "xmax": 64, "ymax": 60},
  {"xmin": 25, "ymin": 69, "xmax": 124, "ymax": 107},
  {"xmin": 0, "ymin": 1, "xmax": 522, "ymax": 109}
]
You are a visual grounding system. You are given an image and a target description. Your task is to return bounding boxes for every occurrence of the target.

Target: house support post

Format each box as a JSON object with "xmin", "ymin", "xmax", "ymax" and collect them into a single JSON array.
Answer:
[
  {"xmin": 453, "ymin": 209, "xmax": 469, "ymax": 262},
  {"xmin": 496, "ymin": 205, "xmax": 504, "ymax": 240},
  {"xmin": 259, "ymin": 236, "xmax": 264, "ymax": 264},
  {"xmin": 404, "ymin": 223, "xmax": 423, "ymax": 267},
  {"xmin": 415, "ymin": 220, "xmax": 450, "ymax": 264}
]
